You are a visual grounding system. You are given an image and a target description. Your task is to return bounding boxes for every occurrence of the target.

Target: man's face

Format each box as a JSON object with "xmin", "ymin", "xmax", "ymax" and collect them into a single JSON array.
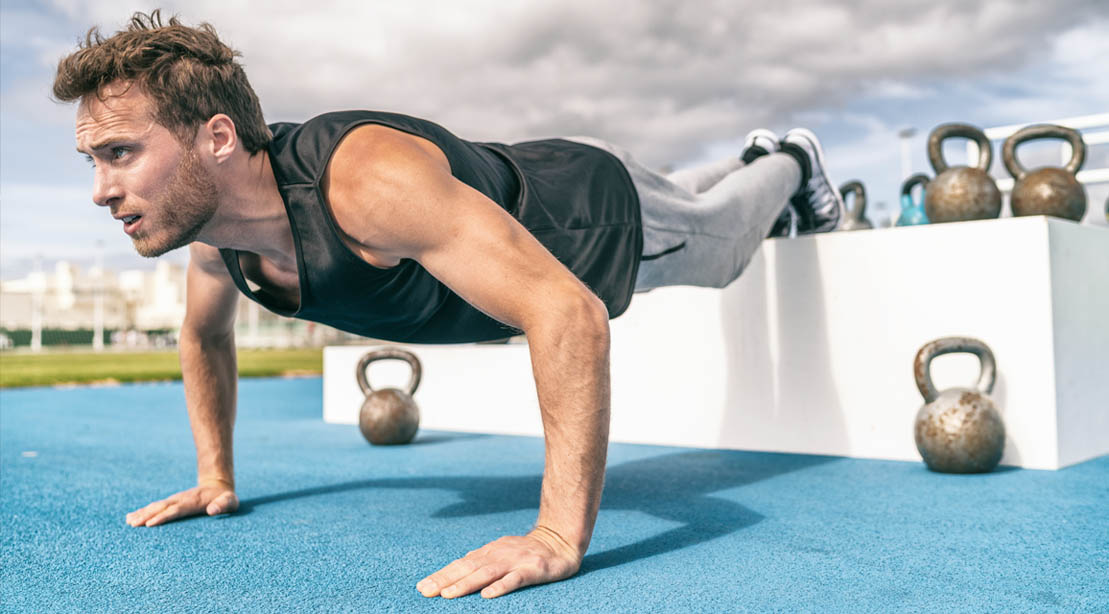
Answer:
[{"xmin": 75, "ymin": 83, "xmax": 219, "ymax": 258}]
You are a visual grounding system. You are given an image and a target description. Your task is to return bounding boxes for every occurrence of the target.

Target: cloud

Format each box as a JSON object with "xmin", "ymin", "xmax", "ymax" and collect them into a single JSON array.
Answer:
[
  {"xmin": 2, "ymin": 0, "xmax": 1108, "ymax": 269},
  {"xmin": 864, "ymin": 81, "xmax": 937, "ymax": 100},
  {"xmin": 24, "ymin": 0, "xmax": 1107, "ymax": 168}
]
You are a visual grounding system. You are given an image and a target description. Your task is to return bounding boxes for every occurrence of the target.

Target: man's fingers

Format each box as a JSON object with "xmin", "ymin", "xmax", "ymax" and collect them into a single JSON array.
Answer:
[
  {"xmin": 419, "ymin": 533, "xmax": 583, "ymax": 600},
  {"xmin": 127, "ymin": 500, "xmax": 170, "ymax": 527},
  {"xmin": 144, "ymin": 504, "xmax": 183, "ymax": 527},
  {"xmin": 130, "ymin": 499, "xmax": 167, "ymax": 520},
  {"xmin": 126, "ymin": 485, "xmax": 237, "ymax": 527},
  {"xmin": 439, "ymin": 565, "xmax": 501, "ymax": 599},
  {"xmin": 480, "ymin": 570, "xmax": 528, "ymax": 599},
  {"xmin": 418, "ymin": 558, "xmax": 479, "ymax": 597}
]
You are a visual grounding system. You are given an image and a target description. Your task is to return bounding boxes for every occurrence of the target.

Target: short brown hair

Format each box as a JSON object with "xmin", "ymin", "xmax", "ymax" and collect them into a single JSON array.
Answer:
[{"xmin": 53, "ymin": 10, "xmax": 271, "ymax": 154}]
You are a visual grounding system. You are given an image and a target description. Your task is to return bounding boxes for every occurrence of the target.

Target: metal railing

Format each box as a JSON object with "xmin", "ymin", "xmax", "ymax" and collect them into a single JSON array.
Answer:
[{"xmin": 968, "ymin": 113, "xmax": 1109, "ymax": 192}]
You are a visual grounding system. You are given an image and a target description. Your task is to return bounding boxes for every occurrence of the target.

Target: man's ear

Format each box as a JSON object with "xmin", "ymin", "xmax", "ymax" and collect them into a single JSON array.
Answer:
[{"xmin": 203, "ymin": 114, "xmax": 238, "ymax": 163}]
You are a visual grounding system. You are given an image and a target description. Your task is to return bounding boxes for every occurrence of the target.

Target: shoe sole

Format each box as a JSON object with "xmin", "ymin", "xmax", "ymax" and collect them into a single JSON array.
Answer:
[{"xmin": 786, "ymin": 128, "xmax": 844, "ymax": 233}]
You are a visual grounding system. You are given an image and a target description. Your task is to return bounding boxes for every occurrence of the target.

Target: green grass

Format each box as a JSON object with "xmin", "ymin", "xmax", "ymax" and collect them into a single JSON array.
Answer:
[{"xmin": 0, "ymin": 348, "xmax": 322, "ymax": 389}]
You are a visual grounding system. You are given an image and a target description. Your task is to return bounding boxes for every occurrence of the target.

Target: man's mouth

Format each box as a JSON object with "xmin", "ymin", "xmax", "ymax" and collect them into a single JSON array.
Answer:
[{"xmin": 122, "ymin": 215, "xmax": 143, "ymax": 235}]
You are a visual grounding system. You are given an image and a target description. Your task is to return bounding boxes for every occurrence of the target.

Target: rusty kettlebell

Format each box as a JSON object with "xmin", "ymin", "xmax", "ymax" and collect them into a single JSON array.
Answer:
[
  {"xmin": 838, "ymin": 181, "xmax": 873, "ymax": 231},
  {"xmin": 355, "ymin": 347, "xmax": 422, "ymax": 445},
  {"xmin": 913, "ymin": 337, "xmax": 1005, "ymax": 474},
  {"xmin": 1002, "ymin": 124, "xmax": 1087, "ymax": 221},
  {"xmin": 924, "ymin": 123, "xmax": 1002, "ymax": 223}
]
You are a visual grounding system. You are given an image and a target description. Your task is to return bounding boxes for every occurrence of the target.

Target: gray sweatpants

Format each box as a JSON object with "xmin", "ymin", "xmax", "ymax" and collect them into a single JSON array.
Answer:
[{"xmin": 565, "ymin": 137, "xmax": 801, "ymax": 293}]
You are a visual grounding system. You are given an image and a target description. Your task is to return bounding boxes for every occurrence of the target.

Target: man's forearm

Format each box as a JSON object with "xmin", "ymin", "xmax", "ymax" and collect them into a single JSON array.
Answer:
[
  {"xmin": 526, "ymin": 304, "xmax": 611, "ymax": 558},
  {"xmin": 179, "ymin": 329, "xmax": 238, "ymax": 486}
]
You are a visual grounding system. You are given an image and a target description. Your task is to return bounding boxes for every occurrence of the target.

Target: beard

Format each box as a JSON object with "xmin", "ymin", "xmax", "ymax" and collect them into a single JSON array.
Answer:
[{"xmin": 132, "ymin": 148, "xmax": 219, "ymax": 258}]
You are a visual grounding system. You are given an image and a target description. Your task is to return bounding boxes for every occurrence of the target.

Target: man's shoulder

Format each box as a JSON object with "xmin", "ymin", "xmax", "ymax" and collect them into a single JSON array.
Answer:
[
  {"xmin": 321, "ymin": 122, "xmax": 456, "ymax": 270},
  {"xmin": 328, "ymin": 116, "xmax": 451, "ymax": 179},
  {"xmin": 268, "ymin": 110, "xmax": 447, "ymax": 186}
]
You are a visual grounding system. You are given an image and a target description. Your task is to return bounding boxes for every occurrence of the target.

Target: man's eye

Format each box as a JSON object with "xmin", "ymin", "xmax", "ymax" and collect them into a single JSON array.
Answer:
[
  {"xmin": 112, "ymin": 147, "xmax": 130, "ymax": 160},
  {"xmin": 84, "ymin": 155, "xmax": 96, "ymax": 168}
]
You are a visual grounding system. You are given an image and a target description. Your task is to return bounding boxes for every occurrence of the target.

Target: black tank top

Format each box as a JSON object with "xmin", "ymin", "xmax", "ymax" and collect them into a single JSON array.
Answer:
[{"xmin": 219, "ymin": 110, "xmax": 642, "ymax": 343}]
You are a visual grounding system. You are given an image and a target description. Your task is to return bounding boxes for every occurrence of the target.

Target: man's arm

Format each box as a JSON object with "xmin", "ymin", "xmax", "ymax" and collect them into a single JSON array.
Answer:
[
  {"xmin": 324, "ymin": 125, "xmax": 612, "ymax": 599},
  {"xmin": 126, "ymin": 242, "xmax": 241, "ymax": 527}
]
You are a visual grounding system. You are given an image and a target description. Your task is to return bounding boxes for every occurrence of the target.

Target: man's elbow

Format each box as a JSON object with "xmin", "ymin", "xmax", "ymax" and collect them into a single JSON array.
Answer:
[
  {"xmin": 179, "ymin": 322, "xmax": 236, "ymax": 349},
  {"xmin": 523, "ymin": 286, "xmax": 610, "ymax": 341},
  {"xmin": 566, "ymin": 293, "xmax": 611, "ymax": 342}
]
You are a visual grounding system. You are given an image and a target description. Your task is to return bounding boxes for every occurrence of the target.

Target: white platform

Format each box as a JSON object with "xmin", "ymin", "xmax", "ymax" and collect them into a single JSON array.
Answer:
[{"xmin": 324, "ymin": 216, "xmax": 1109, "ymax": 470}]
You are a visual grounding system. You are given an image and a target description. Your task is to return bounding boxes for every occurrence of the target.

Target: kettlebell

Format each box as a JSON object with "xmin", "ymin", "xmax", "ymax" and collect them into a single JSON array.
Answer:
[
  {"xmin": 895, "ymin": 173, "xmax": 930, "ymax": 226},
  {"xmin": 838, "ymin": 181, "xmax": 873, "ymax": 231},
  {"xmin": 1002, "ymin": 124, "xmax": 1087, "ymax": 221},
  {"xmin": 355, "ymin": 347, "xmax": 422, "ymax": 445},
  {"xmin": 913, "ymin": 337, "xmax": 1005, "ymax": 474},
  {"xmin": 924, "ymin": 123, "xmax": 1002, "ymax": 223}
]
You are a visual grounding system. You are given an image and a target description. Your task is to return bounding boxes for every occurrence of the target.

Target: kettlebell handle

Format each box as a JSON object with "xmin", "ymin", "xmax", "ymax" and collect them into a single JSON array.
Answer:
[
  {"xmin": 900, "ymin": 173, "xmax": 930, "ymax": 206},
  {"xmin": 928, "ymin": 123, "xmax": 992, "ymax": 174},
  {"xmin": 839, "ymin": 181, "xmax": 867, "ymax": 219},
  {"xmin": 1001, "ymin": 124, "xmax": 1086, "ymax": 180},
  {"xmin": 913, "ymin": 337, "xmax": 996, "ymax": 403},
  {"xmin": 356, "ymin": 347, "xmax": 422, "ymax": 396},
  {"xmin": 838, "ymin": 179, "xmax": 865, "ymax": 219}
]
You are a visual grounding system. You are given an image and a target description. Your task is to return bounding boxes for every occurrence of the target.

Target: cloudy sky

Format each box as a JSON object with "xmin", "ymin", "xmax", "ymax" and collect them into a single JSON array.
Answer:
[{"xmin": 2, "ymin": 0, "xmax": 1108, "ymax": 278}]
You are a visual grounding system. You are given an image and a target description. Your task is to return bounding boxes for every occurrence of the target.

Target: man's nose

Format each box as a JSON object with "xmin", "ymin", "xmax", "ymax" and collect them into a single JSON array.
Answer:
[{"xmin": 92, "ymin": 169, "xmax": 123, "ymax": 207}]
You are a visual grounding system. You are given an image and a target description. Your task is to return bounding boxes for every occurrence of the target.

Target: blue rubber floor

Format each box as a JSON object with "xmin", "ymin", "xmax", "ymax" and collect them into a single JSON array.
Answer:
[{"xmin": 2, "ymin": 377, "xmax": 1106, "ymax": 613}]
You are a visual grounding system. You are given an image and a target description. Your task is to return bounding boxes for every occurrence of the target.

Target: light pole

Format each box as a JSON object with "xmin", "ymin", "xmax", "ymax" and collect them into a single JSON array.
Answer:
[
  {"xmin": 93, "ymin": 241, "xmax": 105, "ymax": 352},
  {"xmin": 30, "ymin": 255, "xmax": 43, "ymax": 353}
]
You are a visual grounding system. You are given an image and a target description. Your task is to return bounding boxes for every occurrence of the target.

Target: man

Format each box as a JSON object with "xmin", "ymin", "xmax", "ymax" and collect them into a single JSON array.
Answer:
[{"xmin": 54, "ymin": 11, "xmax": 842, "ymax": 600}]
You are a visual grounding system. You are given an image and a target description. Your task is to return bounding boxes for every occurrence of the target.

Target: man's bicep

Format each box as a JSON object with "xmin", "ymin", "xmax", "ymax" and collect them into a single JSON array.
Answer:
[{"xmin": 414, "ymin": 179, "xmax": 604, "ymax": 332}]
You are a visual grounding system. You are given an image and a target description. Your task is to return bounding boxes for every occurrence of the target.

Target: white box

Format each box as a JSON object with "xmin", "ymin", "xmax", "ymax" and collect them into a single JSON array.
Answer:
[{"xmin": 324, "ymin": 216, "xmax": 1108, "ymax": 470}]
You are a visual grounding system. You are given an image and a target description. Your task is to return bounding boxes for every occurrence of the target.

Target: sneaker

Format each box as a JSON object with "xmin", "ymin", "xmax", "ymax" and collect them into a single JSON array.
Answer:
[
  {"xmin": 766, "ymin": 204, "xmax": 798, "ymax": 238},
  {"xmin": 779, "ymin": 128, "xmax": 844, "ymax": 234},
  {"xmin": 742, "ymin": 128, "xmax": 779, "ymax": 163},
  {"xmin": 743, "ymin": 129, "xmax": 796, "ymax": 237}
]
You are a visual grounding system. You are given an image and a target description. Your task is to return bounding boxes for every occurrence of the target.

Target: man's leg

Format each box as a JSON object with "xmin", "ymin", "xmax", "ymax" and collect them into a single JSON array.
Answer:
[
  {"xmin": 663, "ymin": 129, "xmax": 780, "ymax": 195},
  {"xmin": 632, "ymin": 153, "xmax": 802, "ymax": 292},
  {"xmin": 665, "ymin": 157, "xmax": 743, "ymax": 194},
  {"xmin": 565, "ymin": 134, "xmax": 799, "ymax": 292},
  {"xmin": 565, "ymin": 130, "xmax": 842, "ymax": 293}
]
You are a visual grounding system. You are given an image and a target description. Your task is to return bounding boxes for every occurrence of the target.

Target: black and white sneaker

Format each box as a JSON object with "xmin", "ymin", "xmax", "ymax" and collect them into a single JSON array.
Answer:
[
  {"xmin": 742, "ymin": 128, "xmax": 779, "ymax": 163},
  {"xmin": 779, "ymin": 128, "xmax": 844, "ymax": 234},
  {"xmin": 744, "ymin": 129, "xmax": 797, "ymax": 238},
  {"xmin": 767, "ymin": 203, "xmax": 798, "ymax": 238}
]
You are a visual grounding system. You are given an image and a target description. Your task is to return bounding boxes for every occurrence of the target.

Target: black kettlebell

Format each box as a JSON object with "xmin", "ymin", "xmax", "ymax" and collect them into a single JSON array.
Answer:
[{"xmin": 355, "ymin": 348, "xmax": 422, "ymax": 445}]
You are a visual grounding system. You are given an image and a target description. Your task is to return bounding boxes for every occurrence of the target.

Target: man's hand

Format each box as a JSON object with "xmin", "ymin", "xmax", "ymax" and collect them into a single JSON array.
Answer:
[
  {"xmin": 125, "ymin": 479, "xmax": 238, "ymax": 527},
  {"xmin": 417, "ymin": 526, "xmax": 582, "ymax": 599}
]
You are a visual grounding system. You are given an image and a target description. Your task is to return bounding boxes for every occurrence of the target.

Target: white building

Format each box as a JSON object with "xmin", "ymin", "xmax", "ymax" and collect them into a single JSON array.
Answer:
[
  {"xmin": 0, "ymin": 259, "xmax": 358, "ymax": 350},
  {"xmin": 1, "ymin": 260, "xmax": 184, "ymax": 331}
]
